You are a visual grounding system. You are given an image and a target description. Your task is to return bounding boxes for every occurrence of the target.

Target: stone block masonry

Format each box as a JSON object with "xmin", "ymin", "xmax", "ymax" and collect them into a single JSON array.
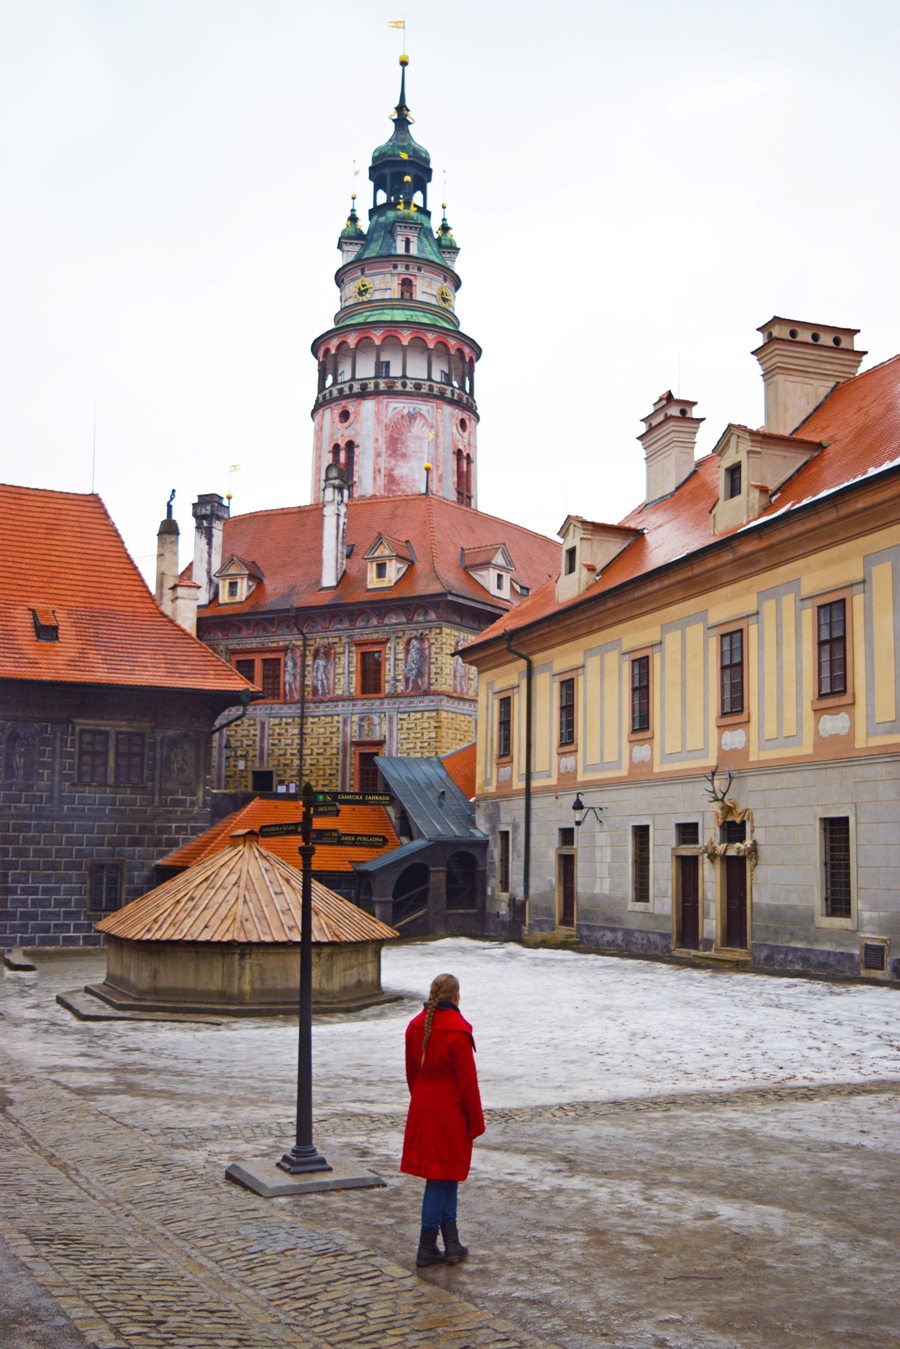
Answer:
[{"xmin": 0, "ymin": 684, "xmax": 228, "ymax": 948}]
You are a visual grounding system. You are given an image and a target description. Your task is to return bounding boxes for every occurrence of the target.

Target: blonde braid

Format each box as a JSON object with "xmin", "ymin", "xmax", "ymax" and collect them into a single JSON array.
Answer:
[{"xmin": 420, "ymin": 972, "xmax": 459, "ymax": 1067}]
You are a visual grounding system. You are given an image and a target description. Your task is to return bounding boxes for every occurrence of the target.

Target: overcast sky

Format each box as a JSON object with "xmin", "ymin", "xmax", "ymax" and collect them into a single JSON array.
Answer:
[{"xmin": 3, "ymin": 0, "xmax": 898, "ymax": 580}]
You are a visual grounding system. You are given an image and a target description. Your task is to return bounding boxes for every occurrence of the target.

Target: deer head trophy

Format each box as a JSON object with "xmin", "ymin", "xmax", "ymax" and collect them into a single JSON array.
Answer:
[{"xmin": 702, "ymin": 764, "xmax": 735, "ymax": 804}]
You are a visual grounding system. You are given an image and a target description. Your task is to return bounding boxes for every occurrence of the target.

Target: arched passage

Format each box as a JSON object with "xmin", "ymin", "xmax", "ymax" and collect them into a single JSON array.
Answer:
[
  {"xmin": 392, "ymin": 863, "xmax": 430, "ymax": 926},
  {"xmin": 446, "ymin": 852, "xmax": 477, "ymax": 910}
]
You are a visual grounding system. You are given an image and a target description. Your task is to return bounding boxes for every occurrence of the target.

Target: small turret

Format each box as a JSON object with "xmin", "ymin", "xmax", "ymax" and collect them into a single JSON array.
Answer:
[
  {"xmin": 437, "ymin": 204, "xmax": 460, "ymax": 270},
  {"xmin": 338, "ymin": 194, "xmax": 366, "ymax": 263}
]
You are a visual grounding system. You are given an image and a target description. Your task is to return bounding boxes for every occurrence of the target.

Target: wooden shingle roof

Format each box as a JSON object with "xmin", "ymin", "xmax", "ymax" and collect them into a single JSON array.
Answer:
[{"xmin": 95, "ymin": 831, "xmax": 398, "ymax": 945}]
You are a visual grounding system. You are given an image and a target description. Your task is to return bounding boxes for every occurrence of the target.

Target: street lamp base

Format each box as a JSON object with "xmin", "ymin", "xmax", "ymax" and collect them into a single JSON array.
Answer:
[{"xmin": 277, "ymin": 1144, "xmax": 332, "ymax": 1175}]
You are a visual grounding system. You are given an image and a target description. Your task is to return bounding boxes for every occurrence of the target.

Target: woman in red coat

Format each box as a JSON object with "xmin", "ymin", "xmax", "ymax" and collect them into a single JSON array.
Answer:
[{"xmin": 401, "ymin": 972, "xmax": 485, "ymax": 1267}]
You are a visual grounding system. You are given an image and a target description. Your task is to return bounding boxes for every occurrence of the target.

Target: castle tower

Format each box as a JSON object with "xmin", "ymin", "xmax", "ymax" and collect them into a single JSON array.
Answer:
[{"xmin": 310, "ymin": 56, "xmax": 480, "ymax": 506}]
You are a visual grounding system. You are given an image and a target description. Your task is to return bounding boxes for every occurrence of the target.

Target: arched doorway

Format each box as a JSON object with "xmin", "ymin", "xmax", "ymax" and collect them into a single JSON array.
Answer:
[
  {"xmin": 392, "ymin": 863, "xmax": 430, "ymax": 927},
  {"xmin": 446, "ymin": 852, "xmax": 477, "ymax": 910}
]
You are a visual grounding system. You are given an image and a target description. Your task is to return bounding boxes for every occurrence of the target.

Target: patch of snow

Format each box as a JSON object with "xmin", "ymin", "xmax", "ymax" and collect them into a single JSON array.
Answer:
[
  {"xmin": 2, "ymin": 939, "xmax": 898, "ymax": 1129},
  {"xmin": 741, "ymin": 453, "xmax": 900, "ymax": 532}
]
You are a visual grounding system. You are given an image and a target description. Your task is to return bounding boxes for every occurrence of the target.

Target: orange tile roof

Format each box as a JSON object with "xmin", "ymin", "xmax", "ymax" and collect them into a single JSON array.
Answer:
[
  {"xmin": 192, "ymin": 494, "xmax": 559, "ymax": 618},
  {"xmin": 469, "ymin": 353, "xmax": 900, "ymax": 644},
  {"xmin": 159, "ymin": 797, "xmax": 400, "ymax": 874},
  {"xmin": 0, "ymin": 485, "xmax": 251, "ymax": 693},
  {"xmin": 441, "ymin": 741, "xmax": 476, "ymax": 799}
]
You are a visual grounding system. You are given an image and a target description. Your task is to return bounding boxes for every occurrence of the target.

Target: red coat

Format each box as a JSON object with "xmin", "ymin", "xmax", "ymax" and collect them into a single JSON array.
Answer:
[{"xmin": 400, "ymin": 1006, "xmax": 485, "ymax": 1181}]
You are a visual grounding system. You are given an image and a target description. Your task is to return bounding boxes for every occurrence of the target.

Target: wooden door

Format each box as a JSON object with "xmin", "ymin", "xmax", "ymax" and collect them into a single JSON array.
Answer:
[
  {"xmin": 725, "ymin": 856, "xmax": 748, "ymax": 949},
  {"xmin": 679, "ymin": 855, "xmax": 700, "ymax": 950},
  {"xmin": 559, "ymin": 853, "xmax": 575, "ymax": 927}
]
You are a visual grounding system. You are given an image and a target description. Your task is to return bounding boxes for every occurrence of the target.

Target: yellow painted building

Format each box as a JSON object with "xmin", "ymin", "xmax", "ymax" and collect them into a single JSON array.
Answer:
[{"xmin": 465, "ymin": 318, "xmax": 900, "ymax": 979}]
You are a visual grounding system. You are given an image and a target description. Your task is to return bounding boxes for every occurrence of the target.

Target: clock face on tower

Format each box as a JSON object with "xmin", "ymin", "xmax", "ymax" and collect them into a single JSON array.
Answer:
[
  {"xmin": 355, "ymin": 278, "xmax": 374, "ymax": 300},
  {"xmin": 437, "ymin": 284, "xmax": 453, "ymax": 308}
]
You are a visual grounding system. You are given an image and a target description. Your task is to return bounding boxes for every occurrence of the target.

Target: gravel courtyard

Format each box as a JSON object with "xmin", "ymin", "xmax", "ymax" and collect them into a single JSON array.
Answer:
[{"xmin": 1, "ymin": 938, "xmax": 899, "ymax": 1348}]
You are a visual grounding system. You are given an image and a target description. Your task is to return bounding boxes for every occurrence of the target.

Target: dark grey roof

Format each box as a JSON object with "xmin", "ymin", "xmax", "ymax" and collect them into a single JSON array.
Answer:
[
  {"xmin": 353, "ymin": 838, "xmax": 432, "ymax": 875},
  {"xmin": 375, "ymin": 757, "xmax": 486, "ymax": 842}
]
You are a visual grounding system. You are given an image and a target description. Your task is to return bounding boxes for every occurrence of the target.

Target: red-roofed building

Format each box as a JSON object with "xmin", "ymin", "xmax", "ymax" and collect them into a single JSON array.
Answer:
[
  {"xmin": 465, "ymin": 318, "xmax": 900, "ymax": 981},
  {"xmin": 154, "ymin": 796, "xmax": 399, "ymax": 900},
  {"xmin": 0, "ymin": 485, "xmax": 254, "ymax": 948},
  {"xmin": 153, "ymin": 61, "xmax": 559, "ymax": 804}
]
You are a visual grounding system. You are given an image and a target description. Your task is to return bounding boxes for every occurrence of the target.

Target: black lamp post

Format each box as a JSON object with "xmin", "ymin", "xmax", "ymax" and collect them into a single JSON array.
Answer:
[
  {"xmin": 572, "ymin": 792, "xmax": 605, "ymax": 828},
  {"xmin": 277, "ymin": 780, "xmax": 331, "ymax": 1174}
]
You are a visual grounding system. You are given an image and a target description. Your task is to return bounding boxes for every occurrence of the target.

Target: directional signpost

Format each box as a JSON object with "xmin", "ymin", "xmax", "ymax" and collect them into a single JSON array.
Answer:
[
  {"xmin": 226, "ymin": 780, "xmax": 386, "ymax": 1197},
  {"xmin": 311, "ymin": 830, "xmax": 388, "ymax": 848},
  {"xmin": 276, "ymin": 782, "xmax": 331, "ymax": 1176},
  {"xmin": 315, "ymin": 791, "xmax": 392, "ymax": 806}
]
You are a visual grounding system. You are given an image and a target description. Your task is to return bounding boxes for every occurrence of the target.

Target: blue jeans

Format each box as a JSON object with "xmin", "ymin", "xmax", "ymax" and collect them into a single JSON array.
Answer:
[{"xmin": 421, "ymin": 1179, "xmax": 458, "ymax": 1231}]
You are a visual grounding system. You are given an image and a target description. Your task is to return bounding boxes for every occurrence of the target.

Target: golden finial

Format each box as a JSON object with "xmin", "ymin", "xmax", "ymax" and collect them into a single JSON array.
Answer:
[
  {"xmin": 423, "ymin": 461, "xmax": 433, "ymax": 471},
  {"xmin": 399, "ymin": 53, "xmax": 409, "ymax": 66},
  {"xmin": 403, "ymin": 174, "xmax": 412, "ymax": 183}
]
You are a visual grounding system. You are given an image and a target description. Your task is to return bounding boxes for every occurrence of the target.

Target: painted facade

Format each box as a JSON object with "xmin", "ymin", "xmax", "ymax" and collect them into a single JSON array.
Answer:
[
  {"xmin": 465, "ymin": 320, "xmax": 900, "ymax": 980},
  {"xmin": 172, "ymin": 58, "xmax": 559, "ymax": 797},
  {"xmin": 310, "ymin": 56, "xmax": 479, "ymax": 507}
]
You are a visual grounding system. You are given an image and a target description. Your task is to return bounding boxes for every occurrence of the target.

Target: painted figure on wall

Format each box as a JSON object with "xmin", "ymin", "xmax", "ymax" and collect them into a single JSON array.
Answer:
[
  {"xmin": 311, "ymin": 645, "xmax": 335, "ymax": 698},
  {"xmin": 404, "ymin": 634, "xmax": 430, "ymax": 693},
  {"xmin": 357, "ymin": 713, "xmax": 383, "ymax": 742},
  {"xmin": 163, "ymin": 736, "xmax": 195, "ymax": 792},
  {"xmin": 283, "ymin": 644, "xmax": 302, "ymax": 701},
  {"xmin": 452, "ymin": 636, "xmax": 472, "ymax": 697},
  {"xmin": 3, "ymin": 725, "xmax": 37, "ymax": 781}
]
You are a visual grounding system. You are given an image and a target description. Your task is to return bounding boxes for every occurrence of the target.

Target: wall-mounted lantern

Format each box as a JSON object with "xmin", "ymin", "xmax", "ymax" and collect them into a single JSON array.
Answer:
[{"xmin": 572, "ymin": 793, "xmax": 605, "ymax": 828}]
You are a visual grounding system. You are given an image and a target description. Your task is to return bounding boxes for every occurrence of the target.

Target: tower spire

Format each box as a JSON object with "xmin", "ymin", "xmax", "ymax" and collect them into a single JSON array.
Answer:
[{"xmin": 396, "ymin": 53, "xmax": 409, "ymax": 119}]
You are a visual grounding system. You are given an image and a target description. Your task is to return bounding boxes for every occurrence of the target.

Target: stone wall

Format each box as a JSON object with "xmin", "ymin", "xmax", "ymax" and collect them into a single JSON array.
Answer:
[
  {"xmin": 478, "ymin": 756, "xmax": 900, "ymax": 978},
  {"xmin": 0, "ymin": 683, "xmax": 228, "ymax": 948}
]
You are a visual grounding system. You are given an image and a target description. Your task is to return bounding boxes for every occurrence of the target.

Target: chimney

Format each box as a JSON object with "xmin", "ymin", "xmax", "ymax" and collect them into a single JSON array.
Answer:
[
  {"xmin": 170, "ymin": 580, "xmax": 200, "ymax": 636},
  {"xmin": 155, "ymin": 490, "xmax": 179, "ymax": 617},
  {"xmin": 191, "ymin": 493, "xmax": 229, "ymax": 606},
  {"xmin": 321, "ymin": 462, "xmax": 350, "ymax": 589},
  {"xmin": 753, "ymin": 318, "xmax": 866, "ymax": 434},
  {"xmin": 638, "ymin": 391, "xmax": 704, "ymax": 504}
]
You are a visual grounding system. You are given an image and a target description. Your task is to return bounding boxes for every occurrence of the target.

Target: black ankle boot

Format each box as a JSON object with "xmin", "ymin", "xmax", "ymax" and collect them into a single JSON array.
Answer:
[
  {"xmin": 440, "ymin": 1219, "xmax": 468, "ymax": 1264},
  {"xmin": 416, "ymin": 1226, "xmax": 445, "ymax": 1267}
]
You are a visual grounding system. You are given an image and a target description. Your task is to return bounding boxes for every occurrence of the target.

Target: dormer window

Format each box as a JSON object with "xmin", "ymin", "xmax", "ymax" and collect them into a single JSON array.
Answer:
[
  {"xmin": 364, "ymin": 534, "xmax": 414, "ymax": 589},
  {"xmin": 727, "ymin": 463, "xmax": 742, "ymax": 499},
  {"xmin": 32, "ymin": 606, "xmax": 59, "ymax": 642},
  {"xmin": 461, "ymin": 543, "xmax": 516, "ymax": 600},
  {"xmin": 215, "ymin": 555, "xmax": 264, "ymax": 604},
  {"xmin": 555, "ymin": 516, "xmax": 643, "ymax": 603}
]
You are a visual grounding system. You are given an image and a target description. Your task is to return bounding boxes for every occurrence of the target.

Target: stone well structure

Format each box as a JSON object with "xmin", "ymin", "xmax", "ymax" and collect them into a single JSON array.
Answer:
[{"xmin": 88, "ymin": 830, "xmax": 398, "ymax": 1014}]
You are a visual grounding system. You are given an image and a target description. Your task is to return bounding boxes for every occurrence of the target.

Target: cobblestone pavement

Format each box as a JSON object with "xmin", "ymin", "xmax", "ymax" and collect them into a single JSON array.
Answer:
[
  {"xmin": 0, "ymin": 1054, "xmax": 555, "ymax": 1349},
  {"xmin": 3, "ymin": 951, "xmax": 900, "ymax": 1347},
  {"xmin": 3, "ymin": 1056, "xmax": 899, "ymax": 1348}
]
